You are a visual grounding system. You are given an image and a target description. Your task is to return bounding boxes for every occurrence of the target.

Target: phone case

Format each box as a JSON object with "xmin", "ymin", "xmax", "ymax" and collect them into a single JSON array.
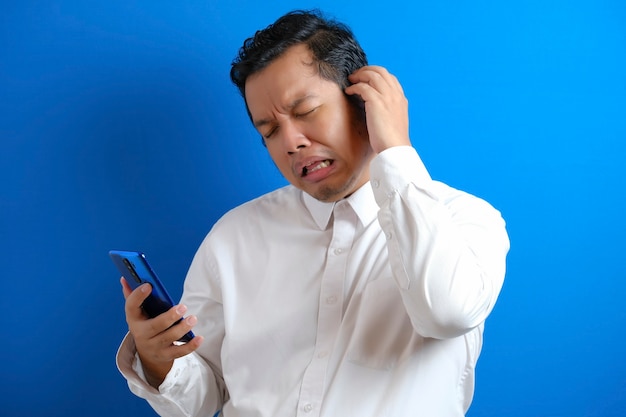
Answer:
[{"xmin": 109, "ymin": 250, "xmax": 194, "ymax": 342}]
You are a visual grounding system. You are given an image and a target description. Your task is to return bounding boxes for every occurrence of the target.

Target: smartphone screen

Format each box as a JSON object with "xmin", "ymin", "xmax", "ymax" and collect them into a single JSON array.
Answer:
[{"xmin": 109, "ymin": 250, "xmax": 194, "ymax": 343}]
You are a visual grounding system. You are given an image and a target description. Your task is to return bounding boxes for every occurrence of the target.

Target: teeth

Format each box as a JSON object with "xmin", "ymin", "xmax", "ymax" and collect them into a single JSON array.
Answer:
[{"xmin": 304, "ymin": 160, "xmax": 330, "ymax": 175}]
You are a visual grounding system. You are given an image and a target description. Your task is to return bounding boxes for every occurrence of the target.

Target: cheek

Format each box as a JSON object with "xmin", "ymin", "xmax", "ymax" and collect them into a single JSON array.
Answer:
[
  {"xmin": 266, "ymin": 145, "xmax": 295, "ymax": 178},
  {"xmin": 332, "ymin": 123, "xmax": 367, "ymax": 162}
]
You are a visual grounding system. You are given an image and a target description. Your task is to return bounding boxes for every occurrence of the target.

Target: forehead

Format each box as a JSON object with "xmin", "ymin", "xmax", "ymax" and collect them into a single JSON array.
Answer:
[
  {"xmin": 247, "ymin": 43, "xmax": 318, "ymax": 84},
  {"xmin": 244, "ymin": 45, "xmax": 326, "ymax": 111}
]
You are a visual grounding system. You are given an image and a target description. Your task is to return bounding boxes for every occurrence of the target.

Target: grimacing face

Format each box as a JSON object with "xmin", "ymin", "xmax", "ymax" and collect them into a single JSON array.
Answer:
[{"xmin": 244, "ymin": 44, "xmax": 374, "ymax": 202}]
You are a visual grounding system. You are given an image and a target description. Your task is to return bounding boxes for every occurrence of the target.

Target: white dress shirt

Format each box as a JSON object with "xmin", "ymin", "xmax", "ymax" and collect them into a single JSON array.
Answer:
[{"xmin": 117, "ymin": 146, "xmax": 510, "ymax": 417}]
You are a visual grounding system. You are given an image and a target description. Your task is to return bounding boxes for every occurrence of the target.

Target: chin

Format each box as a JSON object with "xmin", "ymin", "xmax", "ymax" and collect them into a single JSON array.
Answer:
[{"xmin": 309, "ymin": 182, "xmax": 355, "ymax": 203}]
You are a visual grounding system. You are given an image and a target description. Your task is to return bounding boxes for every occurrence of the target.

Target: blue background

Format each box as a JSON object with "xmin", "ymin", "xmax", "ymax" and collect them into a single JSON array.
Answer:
[{"xmin": 2, "ymin": 1, "xmax": 625, "ymax": 416}]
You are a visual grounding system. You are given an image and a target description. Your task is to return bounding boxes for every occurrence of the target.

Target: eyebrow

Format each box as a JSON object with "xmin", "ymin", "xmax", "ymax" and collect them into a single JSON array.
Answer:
[{"xmin": 252, "ymin": 95, "xmax": 317, "ymax": 128}]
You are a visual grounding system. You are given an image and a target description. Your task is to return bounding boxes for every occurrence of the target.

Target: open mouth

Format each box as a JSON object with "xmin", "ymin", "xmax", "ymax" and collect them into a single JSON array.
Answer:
[{"xmin": 302, "ymin": 159, "xmax": 333, "ymax": 177}]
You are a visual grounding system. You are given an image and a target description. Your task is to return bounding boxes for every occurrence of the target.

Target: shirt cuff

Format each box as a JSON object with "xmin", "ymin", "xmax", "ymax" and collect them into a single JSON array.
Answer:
[
  {"xmin": 116, "ymin": 332, "xmax": 192, "ymax": 396},
  {"xmin": 369, "ymin": 146, "xmax": 432, "ymax": 207}
]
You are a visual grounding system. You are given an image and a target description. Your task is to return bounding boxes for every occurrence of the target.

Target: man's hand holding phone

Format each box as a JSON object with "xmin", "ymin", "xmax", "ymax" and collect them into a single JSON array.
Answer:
[{"xmin": 121, "ymin": 277, "xmax": 204, "ymax": 388}]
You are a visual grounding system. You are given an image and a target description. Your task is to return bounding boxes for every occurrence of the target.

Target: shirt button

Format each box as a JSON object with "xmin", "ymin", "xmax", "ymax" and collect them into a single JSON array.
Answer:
[
  {"xmin": 318, "ymin": 351, "xmax": 328, "ymax": 358},
  {"xmin": 326, "ymin": 295, "xmax": 337, "ymax": 304},
  {"xmin": 386, "ymin": 231, "xmax": 393, "ymax": 240},
  {"xmin": 304, "ymin": 403, "xmax": 313, "ymax": 412},
  {"xmin": 372, "ymin": 179, "xmax": 380, "ymax": 188},
  {"xmin": 334, "ymin": 248, "xmax": 343, "ymax": 255}
]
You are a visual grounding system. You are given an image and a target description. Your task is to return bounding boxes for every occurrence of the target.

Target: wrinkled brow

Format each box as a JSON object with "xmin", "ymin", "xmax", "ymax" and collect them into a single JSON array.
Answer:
[{"xmin": 252, "ymin": 94, "xmax": 317, "ymax": 128}]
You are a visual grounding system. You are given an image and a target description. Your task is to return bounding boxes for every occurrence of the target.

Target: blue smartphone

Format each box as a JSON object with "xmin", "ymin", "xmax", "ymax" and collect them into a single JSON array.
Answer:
[{"xmin": 109, "ymin": 250, "xmax": 194, "ymax": 343}]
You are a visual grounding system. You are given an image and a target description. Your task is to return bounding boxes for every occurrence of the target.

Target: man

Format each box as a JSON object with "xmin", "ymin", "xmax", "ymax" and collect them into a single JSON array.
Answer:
[{"xmin": 117, "ymin": 9, "xmax": 509, "ymax": 417}]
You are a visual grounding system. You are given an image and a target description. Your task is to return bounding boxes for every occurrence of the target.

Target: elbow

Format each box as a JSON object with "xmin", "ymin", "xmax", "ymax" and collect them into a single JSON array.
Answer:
[
  {"xmin": 416, "ymin": 249, "xmax": 507, "ymax": 339},
  {"xmin": 412, "ymin": 307, "xmax": 485, "ymax": 339},
  {"xmin": 409, "ymin": 284, "xmax": 498, "ymax": 339}
]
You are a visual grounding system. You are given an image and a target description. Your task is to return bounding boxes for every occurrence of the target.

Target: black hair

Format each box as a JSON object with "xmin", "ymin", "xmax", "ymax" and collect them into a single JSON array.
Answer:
[{"xmin": 230, "ymin": 9, "xmax": 368, "ymax": 100}]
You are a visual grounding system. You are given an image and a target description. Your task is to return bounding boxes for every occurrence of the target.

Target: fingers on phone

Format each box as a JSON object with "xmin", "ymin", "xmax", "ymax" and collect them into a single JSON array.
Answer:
[
  {"xmin": 120, "ymin": 277, "xmax": 134, "ymax": 298},
  {"xmin": 170, "ymin": 335, "xmax": 204, "ymax": 358},
  {"xmin": 174, "ymin": 335, "xmax": 204, "ymax": 357},
  {"xmin": 149, "ymin": 305, "xmax": 195, "ymax": 336},
  {"xmin": 124, "ymin": 283, "xmax": 152, "ymax": 321}
]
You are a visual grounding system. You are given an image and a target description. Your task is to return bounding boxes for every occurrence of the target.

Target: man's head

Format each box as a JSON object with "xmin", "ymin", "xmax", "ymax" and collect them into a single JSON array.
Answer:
[
  {"xmin": 230, "ymin": 10, "xmax": 374, "ymax": 202},
  {"xmin": 230, "ymin": 9, "xmax": 368, "ymax": 109}
]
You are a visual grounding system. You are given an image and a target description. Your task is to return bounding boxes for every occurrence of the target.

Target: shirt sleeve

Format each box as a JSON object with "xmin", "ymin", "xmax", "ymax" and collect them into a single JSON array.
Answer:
[{"xmin": 370, "ymin": 146, "xmax": 510, "ymax": 339}]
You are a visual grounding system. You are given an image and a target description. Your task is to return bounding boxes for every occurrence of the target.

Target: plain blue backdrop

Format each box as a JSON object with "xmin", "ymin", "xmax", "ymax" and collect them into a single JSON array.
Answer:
[{"xmin": 2, "ymin": 1, "xmax": 625, "ymax": 416}]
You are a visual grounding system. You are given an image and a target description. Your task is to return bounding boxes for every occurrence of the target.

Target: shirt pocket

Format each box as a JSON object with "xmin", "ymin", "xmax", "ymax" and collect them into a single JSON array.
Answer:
[{"xmin": 347, "ymin": 276, "xmax": 423, "ymax": 370}]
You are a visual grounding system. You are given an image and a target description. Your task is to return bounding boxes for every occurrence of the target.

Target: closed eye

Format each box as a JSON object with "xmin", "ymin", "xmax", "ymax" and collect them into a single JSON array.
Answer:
[
  {"xmin": 259, "ymin": 106, "xmax": 319, "ymax": 139},
  {"xmin": 294, "ymin": 107, "xmax": 318, "ymax": 118},
  {"xmin": 262, "ymin": 125, "xmax": 278, "ymax": 140}
]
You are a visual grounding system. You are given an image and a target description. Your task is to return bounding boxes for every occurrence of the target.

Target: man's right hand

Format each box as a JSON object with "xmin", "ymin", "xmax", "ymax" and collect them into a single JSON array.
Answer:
[{"xmin": 121, "ymin": 277, "xmax": 204, "ymax": 389}]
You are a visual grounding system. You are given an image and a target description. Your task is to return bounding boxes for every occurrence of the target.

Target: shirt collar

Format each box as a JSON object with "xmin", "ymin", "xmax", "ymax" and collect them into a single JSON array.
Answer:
[{"xmin": 301, "ymin": 182, "xmax": 378, "ymax": 230}]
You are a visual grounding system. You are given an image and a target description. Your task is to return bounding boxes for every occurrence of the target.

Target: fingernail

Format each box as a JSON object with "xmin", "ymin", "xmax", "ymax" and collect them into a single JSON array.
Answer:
[
  {"xmin": 141, "ymin": 284, "xmax": 151, "ymax": 293},
  {"xmin": 186, "ymin": 315, "xmax": 197, "ymax": 326},
  {"xmin": 176, "ymin": 304, "xmax": 187, "ymax": 315}
]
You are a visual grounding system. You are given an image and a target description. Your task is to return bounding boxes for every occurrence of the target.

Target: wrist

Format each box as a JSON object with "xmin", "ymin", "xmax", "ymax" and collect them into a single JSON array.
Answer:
[{"xmin": 138, "ymin": 354, "xmax": 174, "ymax": 389}]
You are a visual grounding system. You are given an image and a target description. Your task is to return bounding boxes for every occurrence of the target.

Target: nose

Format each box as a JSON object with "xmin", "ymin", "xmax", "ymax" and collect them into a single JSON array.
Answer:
[{"xmin": 280, "ymin": 122, "xmax": 310, "ymax": 155}]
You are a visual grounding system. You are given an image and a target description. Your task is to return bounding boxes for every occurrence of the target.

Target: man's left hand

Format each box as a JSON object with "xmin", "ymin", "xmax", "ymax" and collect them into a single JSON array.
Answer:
[{"xmin": 345, "ymin": 65, "xmax": 411, "ymax": 154}]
